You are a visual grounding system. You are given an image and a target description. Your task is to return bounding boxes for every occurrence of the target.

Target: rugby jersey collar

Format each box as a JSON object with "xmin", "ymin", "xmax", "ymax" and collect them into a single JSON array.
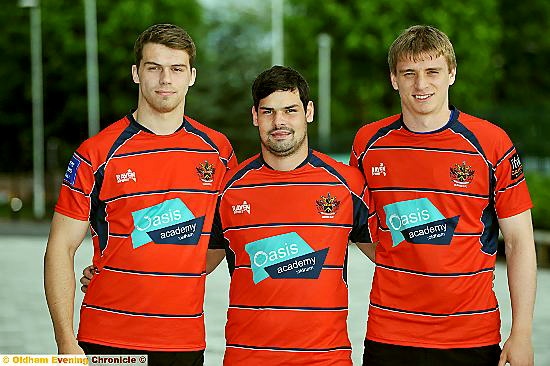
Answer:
[
  {"xmin": 400, "ymin": 105, "xmax": 460, "ymax": 135},
  {"xmin": 260, "ymin": 148, "xmax": 313, "ymax": 171},
  {"xmin": 126, "ymin": 111, "xmax": 187, "ymax": 135}
]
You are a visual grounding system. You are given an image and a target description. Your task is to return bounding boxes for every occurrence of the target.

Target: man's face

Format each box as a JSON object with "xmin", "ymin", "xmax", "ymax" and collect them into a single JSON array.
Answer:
[
  {"xmin": 390, "ymin": 54, "xmax": 456, "ymax": 122},
  {"xmin": 132, "ymin": 43, "xmax": 196, "ymax": 114},
  {"xmin": 252, "ymin": 89, "xmax": 313, "ymax": 158}
]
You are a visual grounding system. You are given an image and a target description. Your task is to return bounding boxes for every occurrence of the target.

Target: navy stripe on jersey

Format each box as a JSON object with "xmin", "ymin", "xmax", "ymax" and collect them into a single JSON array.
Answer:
[
  {"xmin": 449, "ymin": 119, "xmax": 489, "ymax": 165},
  {"xmin": 496, "ymin": 146, "xmax": 515, "ymax": 166},
  {"xmin": 223, "ymin": 156, "xmax": 264, "ymax": 193},
  {"xmin": 224, "ymin": 222, "xmax": 353, "ymax": 232},
  {"xmin": 104, "ymin": 188, "xmax": 218, "ymax": 203},
  {"xmin": 234, "ymin": 264, "xmax": 343, "ymax": 270},
  {"xmin": 371, "ymin": 186, "xmax": 489, "ymax": 199},
  {"xmin": 498, "ymin": 177, "xmax": 526, "ymax": 192},
  {"xmin": 61, "ymin": 182, "xmax": 86, "ymax": 195},
  {"xmin": 370, "ymin": 302, "xmax": 498, "ymax": 317},
  {"xmin": 369, "ymin": 146, "xmax": 478, "ymax": 155},
  {"xmin": 82, "ymin": 303, "xmax": 203, "ymax": 318},
  {"xmin": 229, "ymin": 304, "xmax": 347, "ymax": 311},
  {"xmin": 228, "ymin": 181, "xmax": 343, "ymax": 189},
  {"xmin": 309, "ymin": 152, "xmax": 348, "ymax": 188},
  {"xmin": 90, "ymin": 122, "xmax": 141, "ymax": 253},
  {"xmin": 183, "ymin": 118, "xmax": 229, "ymax": 168},
  {"xmin": 225, "ymin": 344, "xmax": 351, "ymax": 352},
  {"xmin": 350, "ymin": 194, "xmax": 371, "ymax": 243},
  {"xmin": 356, "ymin": 119, "xmax": 402, "ymax": 175},
  {"xmin": 377, "ymin": 264, "xmax": 495, "ymax": 277},
  {"xmin": 112, "ymin": 147, "xmax": 217, "ymax": 158},
  {"xmin": 74, "ymin": 151, "xmax": 92, "ymax": 166},
  {"xmin": 108, "ymin": 232, "xmax": 129, "ymax": 238},
  {"xmin": 103, "ymin": 265, "xmax": 205, "ymax": 277}
]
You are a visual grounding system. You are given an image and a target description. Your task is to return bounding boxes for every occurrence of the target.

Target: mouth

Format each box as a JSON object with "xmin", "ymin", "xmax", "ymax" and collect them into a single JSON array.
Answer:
[
  {"xmin": 156, "ymin": 90, "xmax": 176, "ymax": 97},
  {"xmin": 269, "ymin": 129, "xmax": 293, "ymax": 140},
  {"xmin": 413, "ymin": 93, "xmax": 434, "ymax": 101}
]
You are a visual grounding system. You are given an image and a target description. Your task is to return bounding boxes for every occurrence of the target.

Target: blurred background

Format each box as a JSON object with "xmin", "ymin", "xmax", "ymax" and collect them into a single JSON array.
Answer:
[
  {"xmin": 1, "ymin": 0, "xmax": 549, "ymax": 225},
  {"xmin": 0, "ymin": 0, "xmax": 549, "ymax": 363}
]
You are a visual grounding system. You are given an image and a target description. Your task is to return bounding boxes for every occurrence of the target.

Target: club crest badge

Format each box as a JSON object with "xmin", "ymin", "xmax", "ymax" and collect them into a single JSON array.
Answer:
[
  {"xmin": 316, "ymin": 192, "xmax": 340, "ymax": 218},
  {"xmin": 450, "ymin": 161, "xmax": 475, "ymax": 187},
  {"xmin": 196, "ymin": 161, "xmax": 215, "ymax": 185}
]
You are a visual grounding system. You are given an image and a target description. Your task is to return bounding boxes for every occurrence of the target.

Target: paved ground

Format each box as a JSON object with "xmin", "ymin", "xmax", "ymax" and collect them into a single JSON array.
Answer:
[{"xmin": 1, "ymin": 231, "xmax": 549, "ymax": 365}]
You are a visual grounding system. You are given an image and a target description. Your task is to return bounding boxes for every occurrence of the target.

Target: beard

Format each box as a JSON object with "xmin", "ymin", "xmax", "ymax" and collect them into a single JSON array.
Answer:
[{"xmin": 261, "ymin": 127, "xmax": 307, "ymax": 157}]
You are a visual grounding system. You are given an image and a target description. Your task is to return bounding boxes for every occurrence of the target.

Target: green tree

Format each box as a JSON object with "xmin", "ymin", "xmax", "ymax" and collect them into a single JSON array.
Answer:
[{"xmin": 284, "ymin": 0, "xmax": 502, "ymax": 152}]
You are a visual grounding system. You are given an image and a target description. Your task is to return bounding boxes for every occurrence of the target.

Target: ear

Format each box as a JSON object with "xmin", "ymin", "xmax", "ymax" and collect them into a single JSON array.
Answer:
[
  {"xmin": 188, "ymin": 67, "xmax": 197, "ymax": 87},
  {"xmin": 449, "ymin": 67, "xmax": 457, "ymax": 86},
  {"xmin": 132, "ymin": 65, "xmax": 139, "ymax": 84},
  {"xmin": 251, "ymin": 106, "xmax": 259, "ymax": 127},
  {"xmin": 390, "ymin": 72, "xmax": 398, "ymax": 90},
  {"xmin": 305, "ymin": 101, "xmax": 314, "ymax": 123}
]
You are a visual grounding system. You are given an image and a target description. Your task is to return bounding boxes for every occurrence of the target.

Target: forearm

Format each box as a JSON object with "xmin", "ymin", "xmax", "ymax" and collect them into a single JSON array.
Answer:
[
  {"xmin": 505, "ymin": 239, "xmax": 537, "ymax": 336},
  {"xmin": 355, "ymin": 242, "xmax": 376, "ymax": 263},
  {"xmin": 44, "ymin": 243, "xmax": 78, "ymax": 345}
]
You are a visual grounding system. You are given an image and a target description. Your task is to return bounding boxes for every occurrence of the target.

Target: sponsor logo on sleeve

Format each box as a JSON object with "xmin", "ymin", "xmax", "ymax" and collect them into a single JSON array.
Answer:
[
  {"xmin": 196, "ymin": 160, "xmax": 215, "ymax": 185},
  {"xmin": 509, "ymin": 153, "xmax": 524, "ymax": 180},
  {"xmin": 116, "ymin": 169, "xmax": 137, "ymax": 183},
  {"xmin": 63, "ymin": 155, "xmax": 81, "ymax": 185},
  {"xmin": 449, "ymin": 161, "xmax": 475, "ymax": 187},
  {"xmin": 245, "ymin": 232, "xmax": 329, "ymax": 284},
  {"xmin": 131, "ymin": 198, "xmax": 204, "ymax": 248},
  {"xmin": 383, "ymin": 198, "xmax": 459, "ymax": 247},
  {"xmin": 232, "ymin": 201, "xmax": 251, "ymax": 214},
  {"xmin": 371, "ymin": 162, "xmax": 387, "ymax": 176},
  {"xmin": 315, "ymin": 192, "xmax": 340, "ymax": 218}
]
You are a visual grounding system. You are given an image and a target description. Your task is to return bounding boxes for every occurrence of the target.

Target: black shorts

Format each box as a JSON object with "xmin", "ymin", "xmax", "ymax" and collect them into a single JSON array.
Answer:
[
  {"xmin": 79, "ymin": 342, "xmax": 204, "ymax": 366},
  {"xmin": 363, "ymin": 339, "xmax": 501, "ymax": 366}
]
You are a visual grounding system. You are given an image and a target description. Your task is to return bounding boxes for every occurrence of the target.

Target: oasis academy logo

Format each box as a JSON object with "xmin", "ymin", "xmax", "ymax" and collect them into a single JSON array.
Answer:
[
  {"xmin": 384, "ymin": 198, "xmax": 460, "ymax": 247},
  {"xmin": 232, "ymin": 201, "xmax": 251, "ymax": 214},
  {"xmin": 316, "ymin": 192, "xmax": 340, "ymax": 218},
  {"xmin": 245, "ymin": 232, "xmax": 329, "ymax": 284},
  {"xmin": 450, "ymin": 161, "xmax": 474, "ymax": 187},
  {"xmin": 131, "ymin": 198, "xmax": 205, "ymax": 248},
  {"xmin": 196, "ymin": 160, "xmax": 215, "ymax": 185},
  {"xmin": 116, "ymin": 169, "xmax": 137, "ymax": 183}
]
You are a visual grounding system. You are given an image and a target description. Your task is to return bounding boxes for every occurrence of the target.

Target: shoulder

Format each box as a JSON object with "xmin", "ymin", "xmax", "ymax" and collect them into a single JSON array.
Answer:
[
  {"xmin": 76, "ymin": 116, "xmax": 131, "ymax": 164},
  {"xmin": 353, "ymin": 114, "xmax": 401, "ymax": 151},
  {"xmin": 185, "ymin": 116, "xmax": 232, "ymax": 148},
  {"xmin": 310, "ymin": 151, "xmax": 365, "ymax": 192},
  {"xmin": 221, "ymin": 154, "xmax": 262, "ymax": 188},
  {"xmin": 455, "ymin": 111, "xmax": 514, "ymax": 161}
]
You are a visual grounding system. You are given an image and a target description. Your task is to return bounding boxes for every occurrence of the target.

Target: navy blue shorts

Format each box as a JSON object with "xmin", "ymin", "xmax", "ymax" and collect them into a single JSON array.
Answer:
[
  {"xmin": 79, "ymin": 341, "xmax": 204, "ymax": 366},
  {"xmin": 363, "ymin": 339, "xmax": 501, "ymax": 366}
]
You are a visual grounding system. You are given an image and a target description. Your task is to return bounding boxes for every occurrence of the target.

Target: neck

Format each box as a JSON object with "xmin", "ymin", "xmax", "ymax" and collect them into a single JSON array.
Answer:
[
  {"xmin": 261, "ymin": 143, "xmax": 309, "ymax": 172},
  {"xmin": 133, "ymin": 100, "xmax": 186, "ymax": 135},
  {"xmin": 401, "ymin": 107, "xmax": 452, "ymax": 133}
]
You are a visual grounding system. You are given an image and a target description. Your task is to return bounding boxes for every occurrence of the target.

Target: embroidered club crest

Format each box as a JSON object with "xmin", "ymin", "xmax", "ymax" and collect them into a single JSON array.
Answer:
[
  {"xmin": 316, "ymin": 192, "xmax": 340, "ymax": 218},
  {"xmin": 196, "ymin": 161, "xmax": 215, "ymax": 184},
  {"xmin": 450, "ymin": 161, "xmax": 475, "ymax": 187}
]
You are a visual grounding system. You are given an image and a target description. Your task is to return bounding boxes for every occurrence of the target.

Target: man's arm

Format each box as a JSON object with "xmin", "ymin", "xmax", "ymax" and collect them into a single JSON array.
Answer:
[
  {"xmin": 207, "ymin": 249, "xmax": 226, "ymax": 274},
  {"xmin": 44, "ymin": 212, "xmax": 89, "ymax": 354},
  {"xmin": 498, "ymin": 210, "xmax": 537, "ymax": 366},
  {"xmin": 354, "ymin": 242, "xmax": 376, "ymax": 263}
]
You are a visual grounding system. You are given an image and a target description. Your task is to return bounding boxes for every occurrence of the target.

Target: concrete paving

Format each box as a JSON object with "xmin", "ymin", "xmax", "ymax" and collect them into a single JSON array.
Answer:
[{"xmin": 0, "ymin": 233, "xmax": 548, "ymax": 365}]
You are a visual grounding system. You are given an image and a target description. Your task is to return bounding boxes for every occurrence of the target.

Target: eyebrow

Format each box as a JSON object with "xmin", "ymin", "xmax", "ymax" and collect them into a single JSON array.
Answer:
[
  {"xmin": 143, "ymin": 61, "xmax": 187, "ymax": 68},
  {"xmin": 399, "ymin": 66, "xmax": 443, "ymax": 73},
  {"xmin": 259, "ymin": 104, "xmax": 300, "ymax": 111}
]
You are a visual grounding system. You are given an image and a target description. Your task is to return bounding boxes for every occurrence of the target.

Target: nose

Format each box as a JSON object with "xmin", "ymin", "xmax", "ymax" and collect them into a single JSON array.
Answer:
[
  {"xmin": 415, "ymin": 73, "xmax": 427, "ymax": 90},
  {"xmin": 160, "ymin": 67, "xmax": 172, "ymax": 85},
  {"xmin": 273, "ymin": 111, "xmax": 287, "ymax": 128}
]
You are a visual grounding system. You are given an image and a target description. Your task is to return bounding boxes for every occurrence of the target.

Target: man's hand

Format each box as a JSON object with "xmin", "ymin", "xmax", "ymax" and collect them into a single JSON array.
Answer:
[
  {"xmin": 57, "ymin": 337, "xmax": 85, "ymax": 355},
  {"xmin": 80, "ymin": 265, "xmax": 97, "ymax": 293},
  {"xmin": 498, "ymin": 331, "xmax": 534, "ymax": 366}
]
